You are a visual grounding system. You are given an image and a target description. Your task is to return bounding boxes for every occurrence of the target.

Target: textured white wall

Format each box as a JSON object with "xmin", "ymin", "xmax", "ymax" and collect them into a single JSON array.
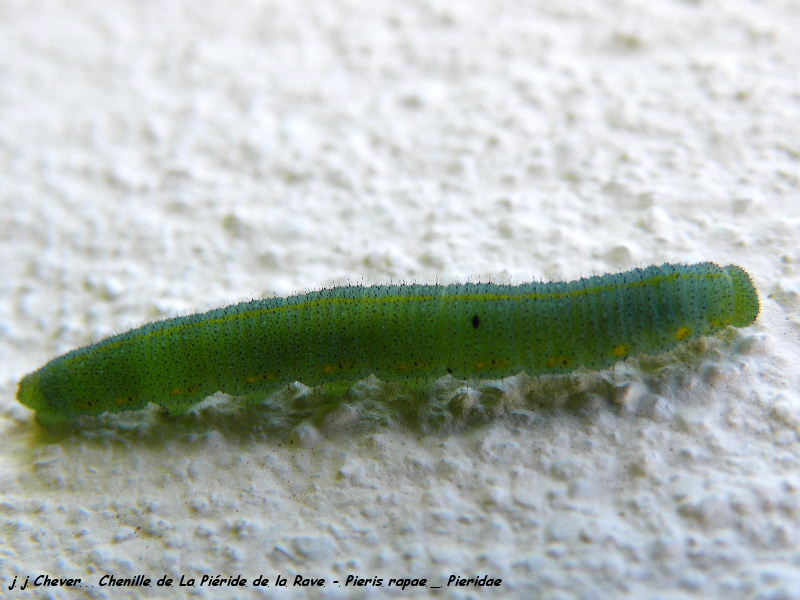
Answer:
[{"xmin": 2, "ymin": 1, "xmax": 799, "ymax": 598}]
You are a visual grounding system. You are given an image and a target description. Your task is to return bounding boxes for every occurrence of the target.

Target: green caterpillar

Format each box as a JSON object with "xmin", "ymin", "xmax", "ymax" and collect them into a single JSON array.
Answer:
[{"xmin": 17, "ymin": 263, "xmax": 759, "ymax": 425}]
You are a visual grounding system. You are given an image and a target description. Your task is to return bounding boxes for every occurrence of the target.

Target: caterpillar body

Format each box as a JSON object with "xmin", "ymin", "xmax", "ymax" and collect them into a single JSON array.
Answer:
[{"xmin": 17, "ymin": 263, "xmax": 759, "ymax": 425}]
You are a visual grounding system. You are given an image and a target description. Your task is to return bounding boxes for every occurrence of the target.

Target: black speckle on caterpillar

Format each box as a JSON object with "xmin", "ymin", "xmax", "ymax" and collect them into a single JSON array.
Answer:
[{"xmin": 17, "ymin": 262, "xmax": 760, "ymax": 425}]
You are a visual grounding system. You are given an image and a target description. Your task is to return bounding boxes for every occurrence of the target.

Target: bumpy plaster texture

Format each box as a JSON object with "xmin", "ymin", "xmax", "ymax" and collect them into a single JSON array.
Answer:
[{"xmin": 2, "ymin": 1, "xmax": 799, "ymax": 598}]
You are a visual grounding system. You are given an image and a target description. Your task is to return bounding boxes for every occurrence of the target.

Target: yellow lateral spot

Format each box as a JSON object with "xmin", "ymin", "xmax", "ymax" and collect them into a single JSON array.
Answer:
[
  {"xmin": 245, "ymin": 375, "xmax": 259, "ymax": 384},
  {"xmin": 546, "ymin": 356, "xmax": 573, "ymax": 368},
  {"xmin": 397, "ymin": 361, "xmax": 426, "ymax": 371},
  {"xmin": 474, "ymin": 359, "xmax": 509, "ymax": 370},
  {"xmin": 675, "ymin": 326, "xmax": 692, "ymax": 340},
  {"xmin": 323, "ymin": 362, "xmax": 354, "ymax": 373},
  {"xmin": 612, "ymin": 344, "xmax": 630, "ymax": 358},
  {"xmin": 170, "ymin": 388, "xmax": 184, "ymax": 396}
]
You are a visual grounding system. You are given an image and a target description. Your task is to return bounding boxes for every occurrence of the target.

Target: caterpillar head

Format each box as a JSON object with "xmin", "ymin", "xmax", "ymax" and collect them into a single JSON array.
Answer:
[{"xmin": 724, "ymin": 265, "xmax": 760, "ymax": 328}]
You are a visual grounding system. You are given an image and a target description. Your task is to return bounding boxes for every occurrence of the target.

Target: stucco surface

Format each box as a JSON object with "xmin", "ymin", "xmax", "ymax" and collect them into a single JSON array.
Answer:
[{"xmin": 2, "ymin": 1, "xmax": 799, "ymax": 598}]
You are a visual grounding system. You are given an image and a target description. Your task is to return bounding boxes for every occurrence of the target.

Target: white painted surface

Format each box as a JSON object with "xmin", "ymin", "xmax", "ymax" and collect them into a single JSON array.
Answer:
[{"xmin": 2, "ymin": 1, "xmax": 799, "ymax": 598}]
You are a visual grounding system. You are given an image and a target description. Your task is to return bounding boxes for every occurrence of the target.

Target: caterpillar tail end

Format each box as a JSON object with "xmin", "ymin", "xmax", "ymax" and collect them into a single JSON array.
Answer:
[
  {"xmin": 17, "ymin": 372, "xmax": 43, "ymax": 411},
  {"xmin": 17, "ymin": 372, "xmax": 67, "ymax": 426},
  {"xmin": 724, "ymin": 265, "xmax": 760, "ymax": 327}
]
